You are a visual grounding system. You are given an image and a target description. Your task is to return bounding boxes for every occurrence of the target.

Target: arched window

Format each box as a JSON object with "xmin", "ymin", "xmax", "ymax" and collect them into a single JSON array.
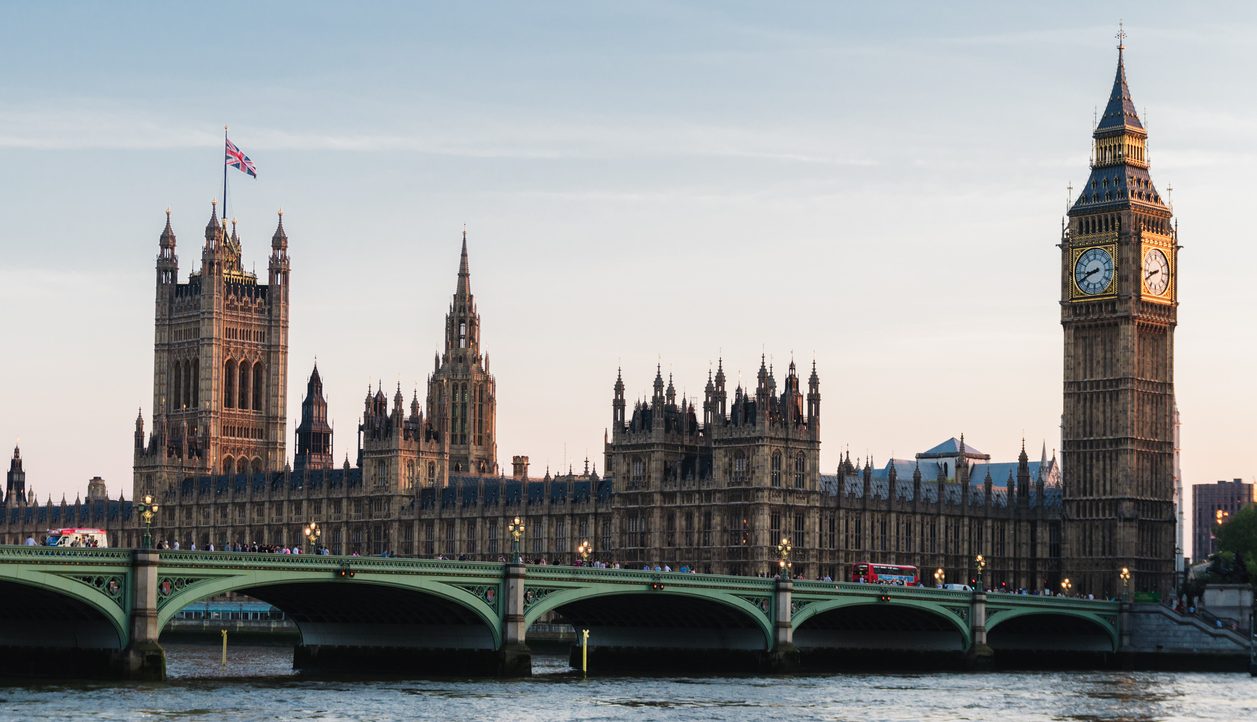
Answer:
[
  {"xmin": 630, "ymin": 457, "xmax": 645, "ymax": 489},
  {"xmin": 795, "ymin": 452, "xmax": 806, "ymax": 489},
  {"xmin": 732, "ymin": 451, "xmax": 748, "ymax": 484},
  {"xmin": 252, "ymin": 363, "xmax": 264, "ymax": 411},
  {"xmin": 238, "ymin": 361, "xmax": 250, "ymax": 410},
  {"xmin": 459, "ymin": 321, "xmax": 467, "ymax": 348},
  {"xmin": 251, "ymin": 457, "xmax": 263, "ymax": 476},
  {"xmin": 222, "ymin": 456, "xmax": 235, "ymax": 476},
  {"xmin": 405, "ymin": 461, "xmax": 416, "ymax": 490},
  {"xmin": 427, "ymin": 462, "xmax": 436, "ymax": 486},
  {"xmin": 771, "ymin": 451, "xmax": 782, "ymax": 487},
  {"xmin": 172, "ymin": 361, "xmax": 182, "ymax": 410},
  {"xmin": 224, "ymin": 360, "xmax": 236, "ymax": 408},
  {"xmin": 190, "ymin": 358, "xmax": 199, "ymax": 408}
]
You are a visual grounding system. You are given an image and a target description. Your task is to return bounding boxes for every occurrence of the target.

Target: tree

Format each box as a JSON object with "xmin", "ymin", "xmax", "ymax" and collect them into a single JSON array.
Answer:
[{"xmin": 1215, "ymin": 504, "xmax": 1257, "ymax": 584}]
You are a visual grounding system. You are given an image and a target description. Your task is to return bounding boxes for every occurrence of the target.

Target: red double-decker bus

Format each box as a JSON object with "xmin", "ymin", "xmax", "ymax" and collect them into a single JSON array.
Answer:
[{"xmin": 850, "ymin": 562, "xmax": 919, "ymax": 586}]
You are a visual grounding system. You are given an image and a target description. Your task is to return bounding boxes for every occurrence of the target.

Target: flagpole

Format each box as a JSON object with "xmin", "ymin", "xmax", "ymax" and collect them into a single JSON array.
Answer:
[{"xmin": 222, "ymin": 124, "xmax": 229, "ymax": 221}]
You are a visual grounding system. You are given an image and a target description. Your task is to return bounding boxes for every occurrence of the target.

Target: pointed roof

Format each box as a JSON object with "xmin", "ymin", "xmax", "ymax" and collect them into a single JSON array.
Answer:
[
  {"xmin": 306, "ymin": 363, "xmax": 323, "ymax": 396},
  {"xmin": 272, "ymin": 209, "xmax": 288, "ymax": 250},
  {"xmin": 204, "ymin": 199, "xmax": 223, "ymax": 242},
  {"xmin": 456, "ymin": 227, "xmax": 471, "ymax": 297},
  {"xmin": 918, "ymin": 436, "xmax": 987, "ymax": 459},
  {"xmin": 1095, "ymin": 43, "xmax": 1143, "ymax": 134},
  {"xmin": 160, "ymin": 208, "xmax": 176, "ymax": 247}
]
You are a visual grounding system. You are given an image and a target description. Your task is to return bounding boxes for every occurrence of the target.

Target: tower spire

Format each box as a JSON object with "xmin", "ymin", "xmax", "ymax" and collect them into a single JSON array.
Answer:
[
  {"xmin": 457, "ymin": 227, "xmax": 471, "ymax": 297},
  {"xmin": 1096, "ymin": 23, "xmax": 1143, "ymax": 134}
]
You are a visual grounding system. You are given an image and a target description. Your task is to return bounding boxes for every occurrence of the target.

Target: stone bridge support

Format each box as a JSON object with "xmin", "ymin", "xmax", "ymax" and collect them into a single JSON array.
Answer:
[
  {"xmin": 500, "ymin": 562, "xmax": 531, "ymax": 675},
  {"xmin": 968, "ymin": 589, "xmax": 992, "ymax": 667},
  {"xmin": 763, "ymin": 577, "xmax": 799, "ymax": 671},
  {"xmin": 114, "ymin": 549, "xmax": 165, "ymax": 680}
]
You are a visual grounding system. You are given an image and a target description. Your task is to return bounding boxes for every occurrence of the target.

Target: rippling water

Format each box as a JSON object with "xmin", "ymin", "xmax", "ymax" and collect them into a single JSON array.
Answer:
[{"xmin": 0, "ymin": 644, "xmax": 1254, "ymax": 721}]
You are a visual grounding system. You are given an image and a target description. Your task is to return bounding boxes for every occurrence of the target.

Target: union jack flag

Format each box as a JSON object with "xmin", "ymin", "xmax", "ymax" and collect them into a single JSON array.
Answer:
[{"xmin": 225, "ymin": 138, "xmax": 257, "ymax": 178}]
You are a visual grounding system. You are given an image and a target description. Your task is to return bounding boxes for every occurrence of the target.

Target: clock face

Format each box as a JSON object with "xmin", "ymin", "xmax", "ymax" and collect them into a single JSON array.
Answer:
[
  {"xmin": 1074, "ymin": 247, "xmax": 1115, "ymax": 296},
  {"xmin": 1143, "ymin": 248, "xmax": 1170, "ymax": 296}
]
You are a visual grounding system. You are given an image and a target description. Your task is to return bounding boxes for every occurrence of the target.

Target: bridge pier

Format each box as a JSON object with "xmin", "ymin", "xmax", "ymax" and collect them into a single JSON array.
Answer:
[
  {"xmin": 499, "ymin": 561, "xmax": 532, "ymax": 676},
  {"xmin": 966, "ymin": 589, "xmax": 993, "ymax": 669},
  {"xmin": 761, "ymin": 577, "xmax": 799, "ymax": 672},
  {"xmin": 112, "ymin": 549, "xmax": 166, "ymax": 681}
]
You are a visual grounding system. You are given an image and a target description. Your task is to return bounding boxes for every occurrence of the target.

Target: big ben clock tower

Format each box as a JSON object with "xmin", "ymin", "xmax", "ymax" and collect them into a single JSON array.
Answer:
[{"xmin": 1061, "ymin": 32, "xmax": 1177, "ymax": 598}]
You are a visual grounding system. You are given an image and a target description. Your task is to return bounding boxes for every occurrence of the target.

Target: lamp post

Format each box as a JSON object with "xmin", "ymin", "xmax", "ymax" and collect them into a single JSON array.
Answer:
[
  {"xmin": 303, "ymin": 521, "xmax": 321, "ymax": 554},
  {"xmin": 777, "ymin": 536, "xmax": 792, "ymax": 580},
  {"xmin": 1119, "ymin": 566, "xmax": 1131, "ymax": 601},
  {"xmin": 934, "ymin": 567, "xmax": 945, "ymax": 588},
  {"xmin": 1061, "ymin": 577, "xmax": 1073, "ymax": 597},
  {"xmin": 577, "ymin": 539, "xmax": 592, "ymax": 566},
  {"xmin": 508, "ymin": 516, "xmax": 525, "ymax": 564},
  {"xmin": 137, "ymin": 494, "xmax": 160, "ymax": 550},
  {"xmin": 975, "ymin": 554, "xmax": 986, "ymax": 592}
]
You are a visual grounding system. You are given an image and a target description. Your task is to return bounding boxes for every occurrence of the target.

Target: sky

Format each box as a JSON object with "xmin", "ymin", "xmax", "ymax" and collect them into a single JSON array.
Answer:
[{"xmin": 1, "ymin": 2, "xmax": 1254, "ymax": 552}]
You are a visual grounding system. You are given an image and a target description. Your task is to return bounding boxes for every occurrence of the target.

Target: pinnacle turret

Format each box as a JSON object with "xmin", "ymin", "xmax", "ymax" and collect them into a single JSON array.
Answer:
[
  {"xmin": 204, "ymin": 200, "xmax": 223, "ymax": 243},
  {"xmin": 160, "ymin": 208, "xmax": 176, "ymax": 248},
  {"xmin": 272, "ymin": 209, "xmax": 287, "ymax": 252}
]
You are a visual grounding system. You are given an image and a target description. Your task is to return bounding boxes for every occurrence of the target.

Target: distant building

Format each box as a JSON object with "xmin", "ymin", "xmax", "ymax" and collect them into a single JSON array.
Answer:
[{"xmin": 1191, "ymin": 480, "xmax": 1254, "ymax": 561}]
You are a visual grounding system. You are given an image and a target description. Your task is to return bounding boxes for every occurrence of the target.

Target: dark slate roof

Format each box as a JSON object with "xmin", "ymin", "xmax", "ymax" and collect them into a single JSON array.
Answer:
[
  {"xmin": 1071, "ymin": 164, "xmax": 1164, "ymax": 212},
  {"xmin": 919, "ymin": 437, "xmax": 982, "ymax": 457},
  {"xmin": 1096, "ymin": 50, "xmax": 1143, "ymax": 133},
  {"xmin": 827, "ymin": 472, "xmax": 1061, "ymax": 510}
]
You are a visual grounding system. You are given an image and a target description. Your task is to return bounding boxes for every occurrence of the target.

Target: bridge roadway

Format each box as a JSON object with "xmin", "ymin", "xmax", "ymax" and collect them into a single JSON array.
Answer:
[{"xmin": 0, "ymin": 546, "xmax": 1121, "ymax": 679}]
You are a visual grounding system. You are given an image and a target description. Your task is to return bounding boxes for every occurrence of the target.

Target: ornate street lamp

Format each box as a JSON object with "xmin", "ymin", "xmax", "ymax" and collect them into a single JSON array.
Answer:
[
  {"xmin": 1119, "ymin": 566, "xmax": 1132, "ymax": 600},
  {"xmin": 1060, "ymin": 577, "xmax": 1073, "ymax": 596},
  {"xmin": 777, "ymin": 536, "xmax": 793, "ymax": 580},
  {"xmin": 304, "ymin": 521, "xmax": 321, "ymax": 554},
  {"xmin": 137, "ymin": 494, "xmax": 160, "ymax": 550},
  {"xmin": 577, "ymin": 539, "xmax": 592, "ymax": 566},
  {"xmin": 508, "ymin": 516, "xmax": 525, "ymax": 564},
  {"xmin": 934, "ymin": 567, "xmax": 945, "ymax": 588},
  {"xmin": 975, "ymin": 554, "xmax": 986, "ymax": 592}
]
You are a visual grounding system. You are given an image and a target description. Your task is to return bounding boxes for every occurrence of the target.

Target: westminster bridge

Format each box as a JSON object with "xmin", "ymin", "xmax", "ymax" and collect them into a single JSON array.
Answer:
[{"xmin": 0, "ymin": 546, "xmax": 1170, "ymax": 679}]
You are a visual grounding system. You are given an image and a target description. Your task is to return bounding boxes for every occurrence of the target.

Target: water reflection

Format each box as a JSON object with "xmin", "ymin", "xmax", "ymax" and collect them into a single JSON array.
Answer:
[{"xmin": 0, "ymin": 643, "xmax": 1252, "ymax": 722}]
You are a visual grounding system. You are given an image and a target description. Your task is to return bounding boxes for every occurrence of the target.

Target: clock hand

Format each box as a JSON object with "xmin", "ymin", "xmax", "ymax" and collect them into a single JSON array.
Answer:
[{"xmin": 1146, "ymin": 268, "xmax": 1160, "ymax": 279}]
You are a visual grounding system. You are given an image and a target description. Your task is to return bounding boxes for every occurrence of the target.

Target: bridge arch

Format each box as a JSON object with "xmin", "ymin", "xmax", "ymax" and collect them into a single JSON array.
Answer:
[
  {"xmin": 157, "ymin": 570, "xmax": 502, "ymax": 650},
  {"xmin": 525, "ymin": 585, "xmax": 775, "ymax": 651},
  {"xmin": 986, "ymin": 607, "xmax": 1117, "ymax": 652},
  {"xmin": 792, "ymin": 597, "xmax": 972, "ymax": 652},
  {"xmin": 0, "ymin": 570, "xmax": 129, "ymax": 650}
]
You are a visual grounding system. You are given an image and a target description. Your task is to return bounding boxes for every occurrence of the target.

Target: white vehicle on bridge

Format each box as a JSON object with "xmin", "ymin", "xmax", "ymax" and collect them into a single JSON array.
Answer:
[{"xmin": 45, "ymin": 528, "xmax": 109, "ymax": 548}]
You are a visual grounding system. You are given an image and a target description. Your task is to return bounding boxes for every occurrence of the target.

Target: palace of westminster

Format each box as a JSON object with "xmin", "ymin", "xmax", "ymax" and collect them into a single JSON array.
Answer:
[{"xmin": 1, "ymin": 42, "xmax": 1180, "ymax": 598}]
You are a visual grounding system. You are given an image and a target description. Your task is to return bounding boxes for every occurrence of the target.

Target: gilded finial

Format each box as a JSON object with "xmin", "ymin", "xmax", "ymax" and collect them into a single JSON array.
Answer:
[{"xmin": 1116, "ymin": 19, "xmax": 1126, "ymax": 51}]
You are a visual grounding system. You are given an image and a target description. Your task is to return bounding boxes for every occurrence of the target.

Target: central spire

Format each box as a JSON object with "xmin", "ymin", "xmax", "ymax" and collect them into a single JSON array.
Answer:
[
  {"xmin": 457, "ymin": 226, "xmax": 471, "ymax": 298},
  {"xmin": 444, "ymin": 227, "xmax": 480, "ymax": 356}
]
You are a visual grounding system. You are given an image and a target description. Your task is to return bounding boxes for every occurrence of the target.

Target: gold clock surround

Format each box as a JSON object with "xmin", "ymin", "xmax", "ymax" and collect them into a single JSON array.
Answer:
[
  {"xmin": 1070, "ymin": 242, "xmax": 1118, "ymax": 301},
  {"xmin": 1140, "ymin": 239, "xmax": 1174, "ymax": 304}
]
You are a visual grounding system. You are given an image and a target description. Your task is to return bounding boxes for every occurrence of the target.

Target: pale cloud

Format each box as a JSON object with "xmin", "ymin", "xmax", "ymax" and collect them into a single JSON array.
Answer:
[{"xmin": 0, "ymin": 101, "xmax": 879, "ymax": 167}]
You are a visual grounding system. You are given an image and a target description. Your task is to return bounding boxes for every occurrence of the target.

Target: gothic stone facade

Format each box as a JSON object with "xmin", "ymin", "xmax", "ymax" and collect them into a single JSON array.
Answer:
[
  {"xmin": 1060, "ymin": 42, "xmax": 1177, "ymax": 598},
  {"xmin": 0, "ymin": 43, "xmax": 1176, "ymax": 598}
]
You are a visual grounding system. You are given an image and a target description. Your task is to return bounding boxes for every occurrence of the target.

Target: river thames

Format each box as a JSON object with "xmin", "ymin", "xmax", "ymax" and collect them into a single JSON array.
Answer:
[{"xmin": 0, "ymin": 644, "xmax": 1254, "ymax": 721}]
